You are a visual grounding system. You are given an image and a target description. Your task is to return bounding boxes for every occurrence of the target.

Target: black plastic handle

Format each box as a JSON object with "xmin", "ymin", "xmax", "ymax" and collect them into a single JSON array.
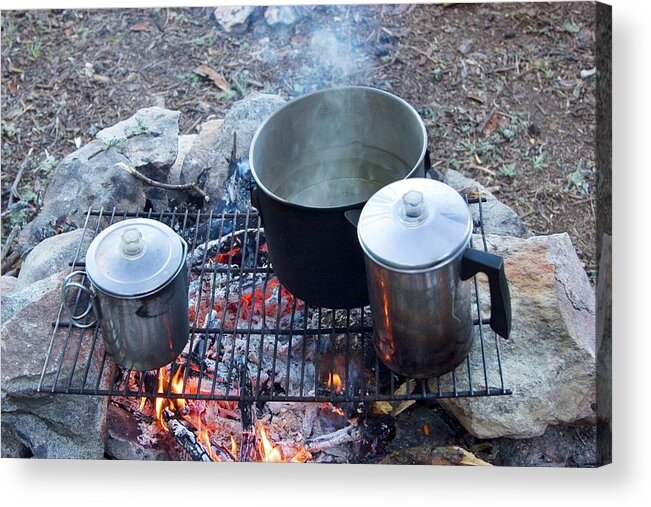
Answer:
[
  {"xmin": 344, "ymin": 209, "xmax": 362, "ymax": 229},
  {"xmin": 250, "ymin": 186, "xmax": 264, "ymax": 226},
  {"xmin": 461, "ymin": 248, "xmax": 511, "ymax": 339}
]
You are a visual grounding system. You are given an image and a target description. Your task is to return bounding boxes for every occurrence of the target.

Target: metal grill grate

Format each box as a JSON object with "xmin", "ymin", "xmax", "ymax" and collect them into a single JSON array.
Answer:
[{"xmin": 37, "ymin": 198, "xmax": 511, "ymax": 403}]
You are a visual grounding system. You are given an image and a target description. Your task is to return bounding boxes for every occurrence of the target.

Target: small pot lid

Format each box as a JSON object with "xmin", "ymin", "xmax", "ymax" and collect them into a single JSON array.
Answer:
[
  {"xmin": 85, "ymin": 218, "xmax": 186, "ymax": 297},
  {"xmin": 357, "ymin": 178, "xmax": 472, "ymax": 271}
]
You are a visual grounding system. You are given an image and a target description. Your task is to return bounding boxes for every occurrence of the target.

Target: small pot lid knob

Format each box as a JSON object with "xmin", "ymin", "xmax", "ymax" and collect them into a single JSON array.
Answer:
[
  {"xmin": 121, "ymin": 228, "xmax": 144, "ymax": 257},
  {"xmin": 401, "ymin": 190, "xmax": 428, "ymax": 224}
]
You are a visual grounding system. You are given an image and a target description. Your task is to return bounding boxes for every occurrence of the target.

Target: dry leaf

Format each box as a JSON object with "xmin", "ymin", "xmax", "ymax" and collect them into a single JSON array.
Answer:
[
  {"xmin": 194, "ymin": 64, "xmax": 230, "ymax": 91},
  {"xmin": 431, "ymin": 446, "xmax": 492, "ymax": 466},
  {"xmin": 481, "ymin": 111, "xmax": 500, "ymax": 136},
  {"xmin": 370, "ymin": 401, "xmax": 393, "ymax": 415},
  {"xmin": 63, "ymin": 26, "xmax": 74, "ymax": 37},
  {"xmin": 130, "ymin": 21, "xmax": 153, "ymax": 32}
]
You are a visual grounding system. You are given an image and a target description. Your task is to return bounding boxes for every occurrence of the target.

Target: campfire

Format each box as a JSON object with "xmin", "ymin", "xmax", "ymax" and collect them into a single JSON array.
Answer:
[
  {"xmin": 109, "ymin": 222, "xmax": 386, "ymax": 463},
  {"xmin": 36, "ymin": 166, "xmax": 511, "ymax": 463}
]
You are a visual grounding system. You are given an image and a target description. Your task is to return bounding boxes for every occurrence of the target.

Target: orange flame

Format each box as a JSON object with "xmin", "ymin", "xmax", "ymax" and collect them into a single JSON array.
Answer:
[
  {"xmin": 155, "ymin": 368, "xmax": 167, "ymax": 430},
  {"xmin": 196, "ymin": 419, "xmax": 220, "ymax": 462},
  {"xmin": 230, "ymin": 435, "xmax": 238, "ymax": 457},
  {"xmin": 154, "ymin": 366, "xmax": 187, "ymax": 430},
  {"xmin": 327, "ymin": 372, "xmax": 343, "ymax": 393},
  {"xmin": 169, "ymin": 367, "xmax": 186, "ymax": 412},
  {"xmin": 290, "ymin": 448, "xmax": 312, "ymax": 463},
  {"xmin": 257, "ymin": 425, "xmax": 283, "ymax": 462}
]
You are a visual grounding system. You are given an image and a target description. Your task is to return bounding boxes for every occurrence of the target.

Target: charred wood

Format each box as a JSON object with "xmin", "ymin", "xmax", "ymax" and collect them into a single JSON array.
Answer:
[
  {"xmin": 304, "ymin": 422, "xmax": 362, "ymax": 453},
  {"xmin": 163, "ymin": 408, "xmax": 214, "ymax": 462}
]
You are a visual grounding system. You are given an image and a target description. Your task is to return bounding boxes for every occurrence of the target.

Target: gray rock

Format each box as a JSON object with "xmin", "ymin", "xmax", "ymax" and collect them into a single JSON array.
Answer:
[
  {"xmin": 2, "ymin": 270, "xmax": 63, "ymax": 323},
  {"xmin": 264, "ymin": 6, "xmax": 302, "ymax": 27},
  {"xmin": 213, "ymin": 6, "xmax": 256, "ymax": 34},
  {"xmin": 1, "ymin": 271, "xmax": 115, "ymax": 459},
  {"xmin": 16, "ymin": 228, "xmax": 93, "ymax": 289},
  {"xmin": 169, "ymin": 134, "xmax": 198, "ymax": 186},
  {"xmin": 439, "ymin": 233, "xmax": 596, "ymax": 439},
  {"xmin": 180, "ymin": 94, "xmax": 285, "ymax": 203},
  {"xmin": 105, "ymin": 404, "xmax": 176, "ymax": 461},
  {"xmin": 18, "ymin": 108, "xmax": 180, "ymax": 252},
  {"xmin": 1, "ymin": 423, "xmax": 32, "ymax": 458},
  {"xmin": 1, "ymin": 275, "xmax": 18, "ymax": 295},
  {"xmin": 445, "ymin": 168, "xmax": 531, "ymax": 238},
  {"xmin": 179, "ymin": 119, "xmax": 225, "ymax": 190},
  {"xmin": 96, "ymin": 107, "xmax": 180, "ymax": 210}
]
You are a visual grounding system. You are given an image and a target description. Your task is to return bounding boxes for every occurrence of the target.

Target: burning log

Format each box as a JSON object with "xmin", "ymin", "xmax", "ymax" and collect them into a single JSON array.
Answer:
[
  {"xmin": 237, "ymin": 358, "xmax": 257, "ymax": 462},
  {"xmin": 163, "ymin": 408, "xmax": 214, "ymax": 462}
]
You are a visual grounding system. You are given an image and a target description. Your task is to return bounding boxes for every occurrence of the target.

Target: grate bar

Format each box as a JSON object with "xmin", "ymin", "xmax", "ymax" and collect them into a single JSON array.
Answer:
[{"xmin": 37, "ymin": 201, "xmax": 511, "ymax": 403}]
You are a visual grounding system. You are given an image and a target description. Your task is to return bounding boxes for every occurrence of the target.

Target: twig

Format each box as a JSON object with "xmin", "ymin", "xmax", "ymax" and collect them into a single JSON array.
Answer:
[
  {"xmin": 8, "ymin": 148, "xmax": 34, "ymax": 207},
  {"xmin": 403, "ymin": 44, "xmax": 444, "ymax": 66},
  {"xmin": 115, "ymin": 162, "xmax": 209, "ymax": 202},
  {"xmin": 535, "ymin": 102, "xmax": 548, "ymax": 115},
  {"xmin": 246, "ymin": 78, "xmax": 264, "ymax": 88},
  {"xmin": 1, "ymin": 225, "xmax": 20, "ymax": 262},
  {"xmin": 467, "ymin": 164, "xmax": 496, "ymax": 177}
]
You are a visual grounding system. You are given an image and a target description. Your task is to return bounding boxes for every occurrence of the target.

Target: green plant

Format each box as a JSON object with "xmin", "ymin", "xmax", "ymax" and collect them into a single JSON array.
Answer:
[
  {"xmin": 103, "ymin": 136, "xmax": 126, "ymax": 150},
  {"xmin": 509, "ymin": 112, "xmax": 527, "ymax": 130},
  {"xmin": 189, "ymin": 73, "xmax": 203, "ymax": 87},
  {"xmin": 501, "ymin": 127, "xmax": 516, "ymax": 140},
  {"xmin": 462, "ymin": 139, "xmax": 498, "ymax": 159},
  {"xmin": 533, "ymin": 153, "xmax": 545, "ymax": 171},
  {"xmin": 499, "ymin": 163, "xmax": 516, "ymax": 178},
  {"xmin": 136, "ymin": 117, "xmax": 150, "ymax": 135},
  {"xmin": 193, "ymin": 32, "xmax": 216, "ymax": 48},
  {"xmin": 1, "ymin": 17, "xmax": 17, "ymax": 52},
  {"xmin": 77, "ymin": 27, "xmax": 89, "ymax": 43},
  {"xmin": 38, "ymin": 154, "xmax": 58, "ymax": 173},
  {"xmin": 562, "ymin": 22, "xmax": 580, "ymax": 34},
  {"xmin": 26, "ymin": 35, "xmax": 42, "ymax": 59}
]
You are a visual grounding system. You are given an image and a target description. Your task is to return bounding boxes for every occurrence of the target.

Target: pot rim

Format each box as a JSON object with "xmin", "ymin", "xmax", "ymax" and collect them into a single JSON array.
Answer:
[
  {"xmin": 249, "ymin": 85, "xmax": 428, "ymax": 212},
  {"xmin": 361, "ymin": 242, "xmax": 471, "ymax": 275},
  {"xmin": 87, "ymin": 241, "xmax": 188, "ymax": 300}
]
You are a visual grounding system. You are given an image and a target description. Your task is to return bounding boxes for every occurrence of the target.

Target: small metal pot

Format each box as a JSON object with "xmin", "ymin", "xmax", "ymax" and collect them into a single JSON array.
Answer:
[
  {"xmin": 62, "ymin": 218, "xmax": 189, "ymax": 371},
  {"xmin": 356, "ymin": 179, "xmax": 511, "ymax": 378},
  {"xmin": 249, "ymin": 86, "xmax": 428, "ymax": 308}
]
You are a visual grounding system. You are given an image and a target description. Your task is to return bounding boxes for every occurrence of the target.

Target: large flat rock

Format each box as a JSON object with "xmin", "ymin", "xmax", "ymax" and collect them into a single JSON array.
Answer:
[{"xmin": 439, "ymin": 233, "xmax": 596, "ymax": 439}]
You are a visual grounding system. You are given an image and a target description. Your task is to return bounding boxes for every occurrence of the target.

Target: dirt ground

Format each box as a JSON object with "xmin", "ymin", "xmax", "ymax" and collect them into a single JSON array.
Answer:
[{"xmin": 1, "ymin": 3, "xmax": 596, "ymax": 275}]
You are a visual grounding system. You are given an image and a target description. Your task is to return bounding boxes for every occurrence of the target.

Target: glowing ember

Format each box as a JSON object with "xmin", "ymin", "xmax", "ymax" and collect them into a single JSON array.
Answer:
[{"xmin": 290, "ymin": 448, "xmax": 312, "ymax": 463}]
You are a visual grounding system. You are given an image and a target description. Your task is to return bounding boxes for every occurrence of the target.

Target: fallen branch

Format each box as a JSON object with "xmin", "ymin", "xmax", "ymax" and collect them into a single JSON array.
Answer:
[
  {"xmin": 8, "ymin": 148, "xmax": 34, "ymax": 207},
  {"xmin": 115, "ymin": 162, "xmax": 209, "ymax": 202}
]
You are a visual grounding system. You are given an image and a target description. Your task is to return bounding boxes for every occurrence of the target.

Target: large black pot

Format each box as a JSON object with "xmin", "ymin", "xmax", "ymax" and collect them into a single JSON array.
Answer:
[{"xmin": 249, "ymin": 87, "xmax": 428, "ymax": 309}]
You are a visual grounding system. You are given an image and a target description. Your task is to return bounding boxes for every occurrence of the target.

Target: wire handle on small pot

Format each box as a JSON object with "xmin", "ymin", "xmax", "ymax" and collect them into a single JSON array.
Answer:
[
  {"xmin": 61, "ymin": 270, "xmax": 97, "ymax": 328},
  {"xmin": 461, "ymin": 249, "xmax": 512, "ymax": 339}
]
